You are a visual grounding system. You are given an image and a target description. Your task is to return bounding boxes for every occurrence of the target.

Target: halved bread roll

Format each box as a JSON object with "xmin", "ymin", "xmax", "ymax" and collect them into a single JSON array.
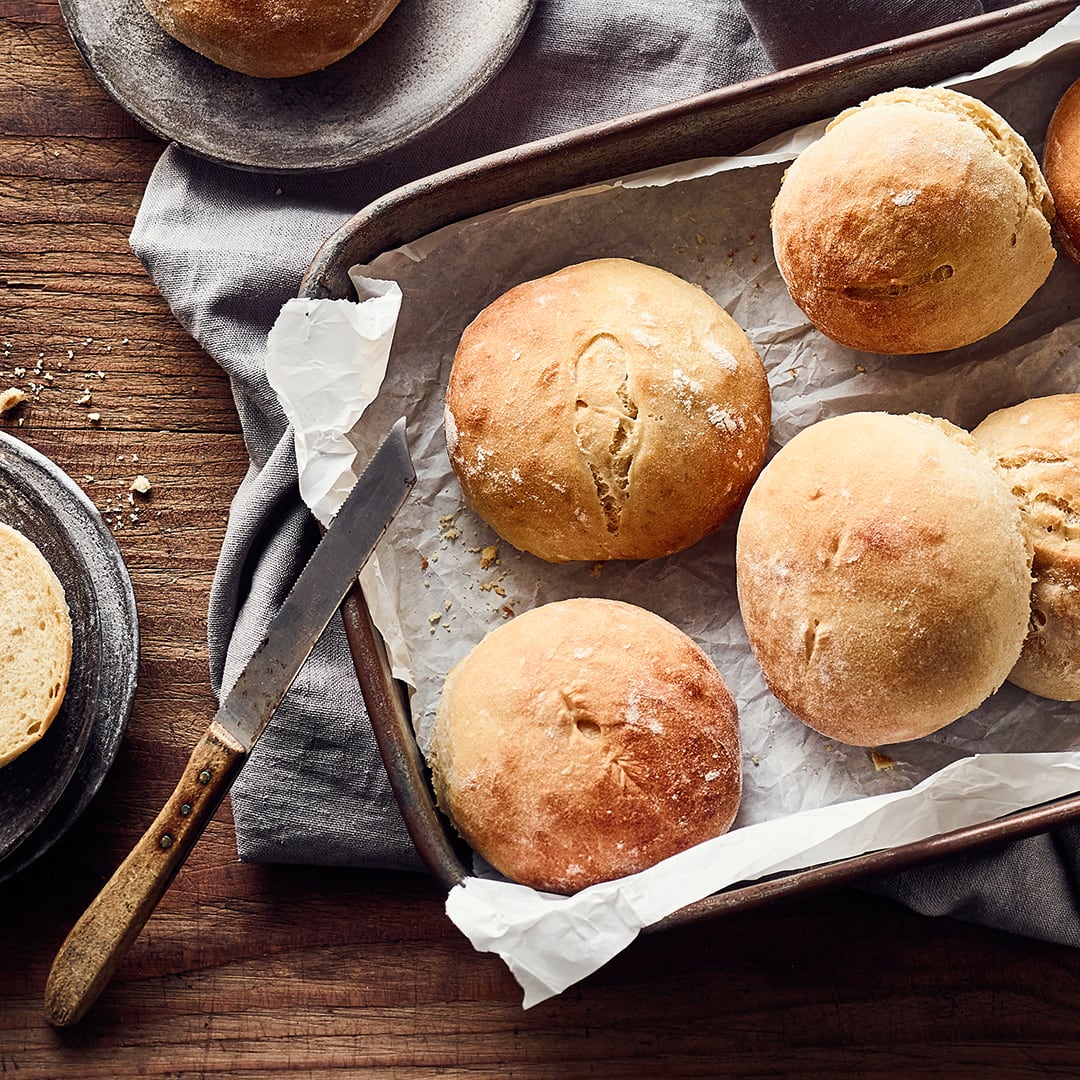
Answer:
[{"xmin": 0, "ymin": 522, "xmax": 73, "ymax": 767}]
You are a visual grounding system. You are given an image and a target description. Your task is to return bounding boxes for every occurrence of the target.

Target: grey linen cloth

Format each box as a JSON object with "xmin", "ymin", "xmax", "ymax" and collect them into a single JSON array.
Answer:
[{"xmin": 130, "ymin": 0, "xmax": 1080, "ymax": 947}]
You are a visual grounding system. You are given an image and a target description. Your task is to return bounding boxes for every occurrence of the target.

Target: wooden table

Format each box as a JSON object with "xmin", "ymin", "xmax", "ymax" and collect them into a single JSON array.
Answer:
[{"xmin": 4, "ymin": 4, "xmax": 1080, "ymax": 1075}]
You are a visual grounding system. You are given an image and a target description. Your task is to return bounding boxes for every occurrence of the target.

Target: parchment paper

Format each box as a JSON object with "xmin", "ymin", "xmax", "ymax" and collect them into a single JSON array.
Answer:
[{"xmin": 266, "ymin": 10, "xmax": 1080, "ymax": 1005}]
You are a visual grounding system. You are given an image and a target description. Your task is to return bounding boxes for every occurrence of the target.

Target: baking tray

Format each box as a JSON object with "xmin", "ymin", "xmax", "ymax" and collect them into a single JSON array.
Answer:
[{"xmin": 301, "ymin": 0, "xmax": 1080, "ymax": 922}]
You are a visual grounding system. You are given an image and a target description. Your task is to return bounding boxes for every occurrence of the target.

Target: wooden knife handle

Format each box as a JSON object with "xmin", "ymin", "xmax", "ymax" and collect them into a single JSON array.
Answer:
[{"xmin": 44, "ymin": 720, "xmax": 247, "ymax": 1027}]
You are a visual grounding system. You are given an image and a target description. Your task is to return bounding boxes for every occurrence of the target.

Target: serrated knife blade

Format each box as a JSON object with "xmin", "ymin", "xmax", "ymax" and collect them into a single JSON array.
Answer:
[
  {"xmin": 217, "ymin": 416, "xmax": 415, "ymax": 751},
  {"xmin": 45, "ymin": 417, "xmax": 416, "ymax": 1027}
]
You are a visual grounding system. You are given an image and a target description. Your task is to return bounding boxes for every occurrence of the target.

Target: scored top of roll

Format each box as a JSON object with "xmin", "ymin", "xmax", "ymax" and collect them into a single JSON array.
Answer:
[
  {"xmin": 445, "ymin": 257, "xmax": 771, "ymax": 563},
  {"xmin": 771, "ymin": 87, "xmax": 1056, "ymax": 355},
  {"xmin": 429, "ymin": 597, "xmax": 742, "ymax": 894},
  {"xmin": 735, "ymin": 411, "xmax": 1033, "ymax": 746}
]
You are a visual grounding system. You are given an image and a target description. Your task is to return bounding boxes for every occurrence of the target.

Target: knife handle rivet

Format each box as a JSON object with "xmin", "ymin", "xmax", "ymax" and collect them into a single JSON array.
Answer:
[
  {"xmin": 180, "ymin": 803, "xmax": 192, "ymax": 816},
  {"xmin": 198, "ymin": 770, "xmax": 211, "ymax": 785},
  {"xmin": 160, "ymin": 834, "xmax": 173, "ymax": 849}
]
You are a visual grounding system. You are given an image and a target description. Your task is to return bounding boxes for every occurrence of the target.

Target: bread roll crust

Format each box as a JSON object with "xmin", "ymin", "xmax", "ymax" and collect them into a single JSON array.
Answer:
[
  {"xmin": 771, "ymin": 87, "xmax": 1055, "ymax": 354},
  {"xmin": 973, "ymin": 394, "xmax": 1080, "ymax": 700},
  {"xmin": 143, "ymin": 0, "xmax": 402, "ymax": 78},
  {"xmin": 1045, "ymin": 78, "xmax": 1080, "ymax": 265},
  {"xmin": 735, "ymin": 412, "xmax": 1032, "ymax": 746},
  {"xmin": 0, "ymin": 522, "xmax": 72, "ymax": 768},
  {"xmin": 430, "ymin": 598, "xmax": 742, "ymax": 894},
  {"xmin": 445, "ymin": 258, "xmax": 771, "ymax": 563}
]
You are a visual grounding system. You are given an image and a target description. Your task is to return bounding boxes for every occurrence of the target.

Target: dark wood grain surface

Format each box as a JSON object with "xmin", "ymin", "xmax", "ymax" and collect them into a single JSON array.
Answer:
[{"xmin": 5, "ymin": 3, "xmax": 1080, "ymax": 1076}]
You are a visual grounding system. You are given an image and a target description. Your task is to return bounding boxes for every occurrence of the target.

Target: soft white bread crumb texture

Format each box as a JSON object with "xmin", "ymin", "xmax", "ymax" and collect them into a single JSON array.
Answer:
[{"xmin": 0, "ymin": 522, "xmax": 73, "ymax": 767}]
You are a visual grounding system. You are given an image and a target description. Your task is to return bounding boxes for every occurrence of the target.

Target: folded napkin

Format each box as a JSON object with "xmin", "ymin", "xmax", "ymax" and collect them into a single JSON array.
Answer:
[{"xmin": 130, "ymin": 0, "xmax": 1080, "ymax": 950}]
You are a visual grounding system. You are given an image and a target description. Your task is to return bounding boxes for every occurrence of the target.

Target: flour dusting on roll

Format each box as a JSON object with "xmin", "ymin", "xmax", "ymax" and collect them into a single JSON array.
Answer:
[
  {"xmin": 735, "ymin": 412, "xmax": 1033, "ymax": 747},
  {"xmin": 429, "ymin": 598, "xmax": 742, "ymax": 894},
  {"xmin": 771, "ymin": 87, "xmax": 1055, "ymax": 354},
  {"xmin": 974, "ymin": 394, "xmax": 1080, "ymax": 701},
  {"xmin": 143, "ymin": 0, "xmax": 403, "ymax": 78},
  {"xmin": 445, "ymin": 258, "xmax": 771, "ymax": 563}
]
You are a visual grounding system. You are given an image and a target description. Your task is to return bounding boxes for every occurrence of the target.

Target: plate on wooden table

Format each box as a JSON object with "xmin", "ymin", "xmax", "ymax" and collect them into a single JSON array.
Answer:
[
  {"xmin": 0, "ymin": 431, "xmax": 138, "ymax": 883},
  {"xmin": 300, "ymin": 0, "xmax": 1080, "ymax": 924},
  {"xmin": 58, "ymin": 0, "xmax": 536, "ymax": 173}
]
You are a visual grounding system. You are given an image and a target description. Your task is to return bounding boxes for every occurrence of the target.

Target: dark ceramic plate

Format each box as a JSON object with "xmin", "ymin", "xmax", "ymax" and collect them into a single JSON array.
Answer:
[
  {"xmin": 58, "ymin": 0, "xmax": 536, "ymax": 173},
  {"xmin": 0, "ymin": 432, "xmax": 138, "ymax": 881}
]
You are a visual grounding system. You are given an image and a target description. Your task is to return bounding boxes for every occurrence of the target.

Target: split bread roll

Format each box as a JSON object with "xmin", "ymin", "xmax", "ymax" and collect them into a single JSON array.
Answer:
[
  {"xmin": 735, "ymin": 412, "xmax": 1033, "ymax": 747},
  {"xmin": 973, "ymin": 395, "xmax": 1080, "ymax": 700},
  {"xmin": 143, "ymin": 0, "xmax": 402, "ymax": 78},
  {"xmin": 1045, "ymin": 77, "xmax": 1080, "ymax": 265},
  {"xmin": 429, "ymin": 598, "xmax": 742, "ymax": 894},
  {"xmin": 771, "ymin": 87, "xmax": 1056, "ymax": 354},
  {"xmin": 445, "ymin": 258, "xmax": 771, "ymax": 563},
  {"xmin": 0, "ymin": 522, "xmax": 72, "ymax": 767}
]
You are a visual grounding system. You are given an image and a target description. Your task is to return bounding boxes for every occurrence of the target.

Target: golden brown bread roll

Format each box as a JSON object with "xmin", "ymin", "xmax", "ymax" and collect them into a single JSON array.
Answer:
[
  {"xmin": 445, "ymin": 258, "xmax": 771, "ymax": 563},
  {"xmin": 1045, "ymin": 78, "xmax": 1080, "ymax": 265},
  {"xmin": 973, "ymin": 394, "xmax": 1080, "ymax": 701},
  {"xmin": 143, "ymin": 0, "xmax": 402, "ymax": 78},
  {"xmin": 735, "ymin": 412, "xmax": 1033, "ymax": 747},
  {"xmin": 771, "ymin": 87, "xmax": 1056, "ymax": 354},
  {"xmin": 429, "ymin": 598, "xmax": 742, "ymax": 894}
]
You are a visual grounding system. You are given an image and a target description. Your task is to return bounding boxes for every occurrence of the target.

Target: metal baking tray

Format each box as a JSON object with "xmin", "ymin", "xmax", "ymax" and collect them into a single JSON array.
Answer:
[{"xmin": 301, "ymin": 0, "xmax": 1080, "ymax": 924}]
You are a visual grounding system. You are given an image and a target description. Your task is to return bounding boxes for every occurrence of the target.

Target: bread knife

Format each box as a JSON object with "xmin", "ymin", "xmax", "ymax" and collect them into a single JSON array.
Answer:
[{"xmin": 44, "ymin": 417, "xmax": 416, "ymax": 1027}]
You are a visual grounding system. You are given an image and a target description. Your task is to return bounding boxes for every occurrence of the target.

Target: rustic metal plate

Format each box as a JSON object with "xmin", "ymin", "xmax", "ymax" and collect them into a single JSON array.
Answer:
[
  {"xmin": 58, "ymin": 0, "xmax": 536, "ymax": 173},
  {"xmin": 0, "ymin": 432, "xmax": 138, "ymax": 880}
]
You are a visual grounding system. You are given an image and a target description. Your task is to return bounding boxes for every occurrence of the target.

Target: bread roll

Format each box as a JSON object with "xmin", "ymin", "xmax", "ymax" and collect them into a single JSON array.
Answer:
[
  {"xmin": 735, "ymin": 412, "xmax": 1032, "ymax": 747},
  {"xmin": 429, "ymin": 598, "xmax": 742, "ymax": 894},
  {"xmin": 771, "ymin": 87, "xmax": 1056, "ymax": 354},
  {"xmin": 0, "ymin": 522, "xmax": 72, "ymax": 767},
  {"xmin": 143, "ymin": 0, "xmax": 402, "ymax": 78},
  {"xmin": 1045, "ymin": 78, "xmax": 1080, "ymax": 265},
  {"xmin": 445, "ymin": 258, "xmax": 771, "ymax": 563},
  {"xmin": 973, "ymin": 395, "xmax": 1080, "ymax": 700}
]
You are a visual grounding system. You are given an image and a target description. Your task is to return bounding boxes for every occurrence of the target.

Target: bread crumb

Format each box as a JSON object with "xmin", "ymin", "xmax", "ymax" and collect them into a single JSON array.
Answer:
[
  {"xmin": 75, "ymin": 389, "xmax": 92, "ymax": 405},
  {"xmin": 870, "ymin": 750, "xmax": 895, "ymax": 771},
  {"xmin": 130, "ymin": 474, "xmax": 151, "ymax": 495},
  {"xmin": 0, "ymin": 387, "xmax": 26, "ymax": 413},
  {"xmin": 590, "ymin": 562, "xmax": 604, "ymax": 577},
  {"xmin": 87, "ymin": 412, "xmax": 101, "ymax": 423},
  {"xmin": 480, "ymin": 544, "xmax": 498, "ymax": 569}
]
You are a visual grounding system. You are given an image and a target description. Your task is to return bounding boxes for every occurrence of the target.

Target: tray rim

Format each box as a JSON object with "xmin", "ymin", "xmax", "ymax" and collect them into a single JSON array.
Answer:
[{"xmin": 306, "ymin": 0, "xmax": 1080, "ymax": 915}]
